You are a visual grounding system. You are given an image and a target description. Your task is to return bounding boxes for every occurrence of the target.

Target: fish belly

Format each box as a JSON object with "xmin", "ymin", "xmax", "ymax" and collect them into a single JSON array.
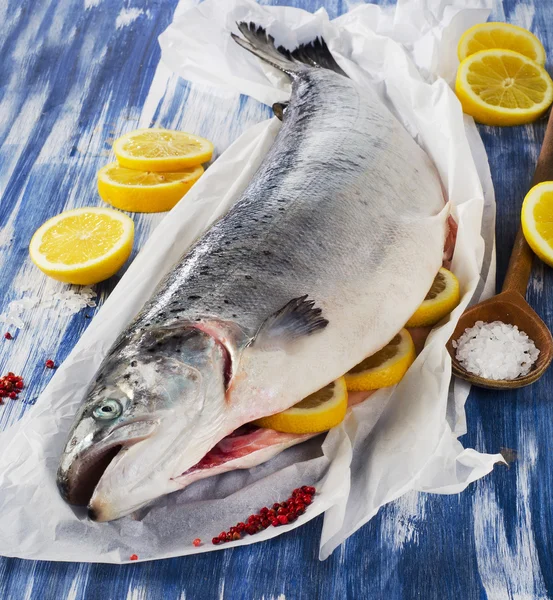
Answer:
[{"xmin": 226, "ymin": 72, "xmax": 447, "ymax": 420}]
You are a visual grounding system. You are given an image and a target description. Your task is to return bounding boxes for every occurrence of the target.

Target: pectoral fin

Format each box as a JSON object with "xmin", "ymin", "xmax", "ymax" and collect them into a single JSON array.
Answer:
[{"xmin": 253, "ymin": 295, "xmax": 328, "ymax": 350}]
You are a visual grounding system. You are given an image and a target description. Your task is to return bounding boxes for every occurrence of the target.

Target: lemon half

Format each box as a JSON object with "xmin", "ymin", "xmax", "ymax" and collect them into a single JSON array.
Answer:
[
  {"xmin": 113, "ymin": 129, "xmax": 213, "ymax": 172},
  {"xmin": 98, "ymin": 162, "xmax": 204, "ymax": 213},
  {"xmin": 29, "ymin": 207, "xmax": 134, "ymax": 285},
  {"xmin": 455, "ymin": 49, "xmax": 553, "ymax": 126},
  {"xmin": 344, "ymin": 329, "xmax": 415, "ymax": 392},
  {"xmin": 522, "ymin": 182, "xmax": 553, "ymax": 267},
  {"xmin": 406, "ymin": 267, "xmax": 460, "ymax": 327},
  {"xmin": 458, "ymin": 22, "xmax": 546, "ymax": 65},
  {"xmin": 254, "ymin": 377, "xmax": 348, "ymax": 434}
]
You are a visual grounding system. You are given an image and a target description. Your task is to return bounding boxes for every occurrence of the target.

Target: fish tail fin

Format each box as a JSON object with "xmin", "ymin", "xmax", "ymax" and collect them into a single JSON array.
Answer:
[
  {"xmin": 232, "ymin": 23, "xmax": 297, "ymax": 76},
  {"xmin": 232, "ymin": 22, "xmax": 347, "ymax": 78}
]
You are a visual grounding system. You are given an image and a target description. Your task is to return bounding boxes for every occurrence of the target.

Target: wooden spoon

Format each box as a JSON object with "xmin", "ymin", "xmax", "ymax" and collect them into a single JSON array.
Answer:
[{"xmin": 446, "ymin": 110, "xmax": 553, "ymax": 389}]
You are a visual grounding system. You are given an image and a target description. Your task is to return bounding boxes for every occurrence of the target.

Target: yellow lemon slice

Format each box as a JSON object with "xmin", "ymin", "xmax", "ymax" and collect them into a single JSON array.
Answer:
[
  {"xmin": 344, "ymin": 329, "xmax": 415, "ymax": 392},
  {"xmin": 113, "ymin": 129, "xmax": 214, "ymax": 172},
  {"xmin": 455, "ymin": 49, "xmax": 553, "ymax": 126},
  {"xmin": 458, "ymin": 22, "xmax": 546, "ymax": 65},
  {"xmin": 98, "ymin": 162, "xmax": 204, "ymax": 213},
  {"xmin": 522, "ymin": 181, "xmax": 553, "ymax": 267},
  {"xmin": 254, "ymin": 377, "xmax": 348, "ymax": 434},
  {"xmin": 29, "ymin": 207, "xmax": 134, "ymax": 285},
  {"xmin": 406, "ymin": 267, "xmax": 460, "ymax": 327}
]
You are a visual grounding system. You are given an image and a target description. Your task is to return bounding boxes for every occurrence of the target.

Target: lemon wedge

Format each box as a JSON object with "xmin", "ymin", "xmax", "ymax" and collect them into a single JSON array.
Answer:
[
  {"xmin": 344, "ymin": 329, "xmax": 415, "ymax": 392},
  {"xmin": 455, "ymin": 49, "xmax": 553, "ymax": 126},
  {"xmin": 254, "ymin": 377, "xmax": 348, "ymax": 434},
  {"xmin": 406, "ymin": 267, "xmax": 460, "ymax": 327},
  {"xmin": 522, "ymin": 182, "xmax": 553, "ymax": 267},
  {"xmin": 29, "ymin": 207, "xmax": 134, "ymax": 285},
  {"xmin": 458, "ymin": 22, "xmax": 546, "ymax": 65},
  {"xmin": 113, "ymin": 129, "xmax": 213, "ymax": 172},
  {"xmin": 98, "ymin": 162, "xmax": 204, "ymax": 213}
]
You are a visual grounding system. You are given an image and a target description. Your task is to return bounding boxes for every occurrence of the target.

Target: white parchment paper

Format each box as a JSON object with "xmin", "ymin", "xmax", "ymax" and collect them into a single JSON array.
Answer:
[{"xmin": 0, "ymin": 0, "xmax": 503, "ymax": 563}]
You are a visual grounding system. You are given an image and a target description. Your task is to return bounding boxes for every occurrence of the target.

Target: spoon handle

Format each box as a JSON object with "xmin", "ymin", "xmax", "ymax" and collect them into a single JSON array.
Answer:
[
  {"xmin": 502, "ymin": 110, "xmax": 553, "ymax": 297},
  {"xmin": 502, "ymin": 229, "xmax": 534, "ymax": 295},
  {"xmin": 533, "ymin": 109, "xmax": 553, "ymax": 185}
]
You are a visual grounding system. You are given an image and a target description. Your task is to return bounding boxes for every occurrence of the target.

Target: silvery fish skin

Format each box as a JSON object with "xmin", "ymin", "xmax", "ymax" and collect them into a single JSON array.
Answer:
[{"xmin": 57, "ymin": 24, "xmax": 448, "ymax": 521}]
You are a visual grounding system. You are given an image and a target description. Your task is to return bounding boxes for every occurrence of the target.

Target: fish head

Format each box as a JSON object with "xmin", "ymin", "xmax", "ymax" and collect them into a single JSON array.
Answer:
[{"xmin": 57, "ymin": 326, "xmax": 228, "ymax": 520}]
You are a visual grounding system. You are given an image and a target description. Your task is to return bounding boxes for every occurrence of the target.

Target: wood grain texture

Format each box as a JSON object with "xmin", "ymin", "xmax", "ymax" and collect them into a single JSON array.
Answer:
[{"xmin": 1, "ymin": 0, "xmax": 553, "ymax": 598}]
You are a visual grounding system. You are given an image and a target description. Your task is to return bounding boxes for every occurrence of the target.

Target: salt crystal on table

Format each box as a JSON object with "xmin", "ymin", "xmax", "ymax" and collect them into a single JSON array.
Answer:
[
  {"xmin": 454, "ymin": 321, "xmax": 539, "ymax": 381},
  {"xmin": 0, "ymin": 287, "xmax": 98, "ymax": 330},
  {"xmin": 0, "ymin": 315, "xmax": 25, "ymax": 329},
  {"xmin": 81, "ymin": 287, "xmax": 96, "ymax": 298},
  {"xmin": 19, "ymin": 297, "xmax": 38, "ymax": 309}
]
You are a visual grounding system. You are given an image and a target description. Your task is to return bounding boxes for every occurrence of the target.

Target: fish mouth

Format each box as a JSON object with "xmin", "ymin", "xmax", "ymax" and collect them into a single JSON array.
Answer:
[
  {"xmin": 57, "ymin": 419, "xmax": 158, "ymax": 510},
  {"xmin": 57, "ymin": 444, "xmax": 124, "ymax": 507}
]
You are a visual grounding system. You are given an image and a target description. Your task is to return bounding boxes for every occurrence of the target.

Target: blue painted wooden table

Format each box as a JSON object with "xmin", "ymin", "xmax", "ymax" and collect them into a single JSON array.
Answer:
[{"xmin": 1, "ymin": 0, "xmax": 552, "ymax": 598}]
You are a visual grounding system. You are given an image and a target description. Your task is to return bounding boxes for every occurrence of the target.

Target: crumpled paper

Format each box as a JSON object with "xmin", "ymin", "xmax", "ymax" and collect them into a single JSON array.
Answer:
[{"xmin": 0, "ymin": 0, "xmax": 503, "ymax": 563}]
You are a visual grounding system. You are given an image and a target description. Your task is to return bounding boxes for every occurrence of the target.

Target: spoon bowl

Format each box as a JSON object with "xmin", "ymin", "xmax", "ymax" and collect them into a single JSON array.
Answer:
[
  {"xmin": 447, "ymin": 108, "xmax": 553, "ymax": 390},
  {"xmin": 446, "ymin": 288, "xmax": 553, "ymax": 389}
]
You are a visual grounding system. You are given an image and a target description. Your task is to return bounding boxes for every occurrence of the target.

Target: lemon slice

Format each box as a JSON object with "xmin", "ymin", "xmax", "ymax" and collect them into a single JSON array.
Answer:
[
  {"xmin": 455, "ymin": 49, "xmax": 553, "ymax": 126},
  {"xmin": 344, "ymin": 329, "xmax": 415, "ymax": 392},
  {"xmin": 458, "ymin": 22, "xmax": 546, "ymax": 65},
  {"xmin": 406, "ymin": 267, "xmax": 460, "ymax": 327},
  {"xmin": 98, "ymin": 162, "xmax": 204, "ymax": 213},
  {"xmin": 522, "ymin": 182, "xmax": 553, "ymax": 267},
  {"xmin": 254, "ymin": 377, "xmax": 348, "ymax": 434},
  {"xmin": 113, "ymin": 129, "xmax": 214, "ymax": 172},
  {"xmin": 29, "ymin": 207, "xmax": 134, "ymax": 285}
]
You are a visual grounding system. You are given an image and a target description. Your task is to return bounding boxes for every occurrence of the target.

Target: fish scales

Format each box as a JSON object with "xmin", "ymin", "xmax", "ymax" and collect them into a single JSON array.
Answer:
[
  {"xmin": 135, "ymin": 68, "xmax": 439, "ymax": 340},
  {"xmin": 135, "ymin": 73, "xmax": 371, "ymax": 335},
  {"xmin": 57, "ymin": 25, "xmax": 448, "ymax": 521}
]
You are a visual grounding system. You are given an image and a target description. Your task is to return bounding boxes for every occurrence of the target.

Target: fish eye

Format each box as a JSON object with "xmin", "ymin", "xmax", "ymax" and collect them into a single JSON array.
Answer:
[{"xmin": 93, "ymin": 399, "xmax": 122, "ymax": 421}]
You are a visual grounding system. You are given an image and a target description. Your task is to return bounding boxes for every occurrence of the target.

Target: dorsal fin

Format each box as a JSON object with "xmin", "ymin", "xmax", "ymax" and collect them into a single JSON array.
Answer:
[{"xmin": 272, "ymin": 102, "xmax": 289, "ymax": 121}]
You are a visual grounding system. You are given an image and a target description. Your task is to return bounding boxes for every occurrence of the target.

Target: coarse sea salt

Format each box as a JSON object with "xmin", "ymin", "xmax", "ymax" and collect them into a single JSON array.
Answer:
[
  {"xmin": 0, "ymin": 296, "xmax": 40, "ymax": 329},
  {"xmin": 42, "ymin": 287, "xmax": 98, "ymax": 316},
  {"xmin": 452, "ymin": 320, "xmax": 540, "ymax": 381},
  {"xmin": 0, "ymin": 287, "xmax": 97, "ymax": 330}
]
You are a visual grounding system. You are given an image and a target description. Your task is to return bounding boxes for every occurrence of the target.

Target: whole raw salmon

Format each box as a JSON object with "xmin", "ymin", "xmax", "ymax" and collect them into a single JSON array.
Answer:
[{"xmin": 57, "ymin": 22, "xmax": 448, "ymax": 521}]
